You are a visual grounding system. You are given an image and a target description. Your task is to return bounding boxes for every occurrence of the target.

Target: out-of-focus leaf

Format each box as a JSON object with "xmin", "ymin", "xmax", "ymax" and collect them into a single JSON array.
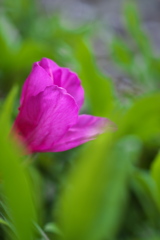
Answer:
[
  {"xmin": 0, "ymin": 15, "xmax": 16, "ymax": 72},
  {"xmin": 50, "ymin": 20, "xmax": 113, "ymax": 116},
  {"xmin": 118, "ymin": 93, "xmax": 160, "ymax": 142},
  {"xmin": 150, "ymin": 57, "xmax": 160, "ymax": 79},
  {"xmin": 111, "ymin": 37, "xmax": 133, "ymax": 73},
  {"xmin": 56, "ymin": 133, "xmax": 140, "ymax": 240},
  {"xmin": 75, "ymin": 38, "xmax": 114, "ymax": 116},
  {"xmin": 14, "ymin": 40, "xmax": 55, "ymax": 80},
  {"xmin": 0, "ymin": 217, "xmax": 9, "ymax": 226},
  {"xmin": 151, "ymin": 152, "xmax": 160, "ymax": 190},
  {"xmin": 0, "ymin": 87, "xmax": 36, "ymax": 240},
  {"xmin": 44, "ymin": 222, "xmax": 61, "ymax": 235},
  {"xmin": 123, "ymin": 1, "xmax": 151, "ymax": 58},
  {"xmin": 151, "ymin": 152, "xmax": 160, "ymax": 209},
  {"xmin": 3, "ymin": 0, "xmax": 37, "ymax": 36},
  {"xmin": 0, "ymin": 14, "xmax": 21, "ymax": 50},
  {"xmin": 0, "ymin": 86, "xmax": 18, "ymax": 131},
  {"xmin": 123, "ymin": 1, "xmax": 157, "ymax": 90},
  {"xmin": 131, "ymin": 170, "xmax": 160, "ymax": 226},
  {"xmin": 34, "ymin": 222, "xmax": 50, "ymax": 240}
]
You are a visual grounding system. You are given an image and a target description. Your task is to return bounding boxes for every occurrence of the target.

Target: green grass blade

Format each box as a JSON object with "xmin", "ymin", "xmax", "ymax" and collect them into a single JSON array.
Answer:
[
  {"xmin": 57, "ymin": 133, "xmax": 135, "ymax": 240},
  {"xmin": 74, "ymin": 38, "xmax": 114, "ymax": 116},
  {"xmin": 0, "ymin": 87, "xmax": 36, "ymax": 240}
]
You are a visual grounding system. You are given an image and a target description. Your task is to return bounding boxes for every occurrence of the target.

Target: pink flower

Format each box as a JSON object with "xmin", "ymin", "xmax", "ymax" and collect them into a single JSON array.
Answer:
[{"xmin": 14, "ymin": 58, "xmax": 114, "ymax": 153}]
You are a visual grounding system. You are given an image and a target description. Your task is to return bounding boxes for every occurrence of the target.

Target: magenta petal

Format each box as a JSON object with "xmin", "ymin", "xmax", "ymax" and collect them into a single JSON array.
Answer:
[
  {"xmin": 20, "ymin": 62, "xmax": 53, "ymax": 105},
  {"xmin": 52, "ymin": 114, "xmax": 115, "ymax": 152},
  {"xmin": 53, "ymin": 68, "xmax": 84, "ymax": 109},
  {"xmin": 15, "ymin": 85, "xmax": 78, "ymax": 152},
  {"xmin": 38, "ymin": 58, "xmax": 84, "ymax": 109},
  {"xmin": 14, "ymin": 57, "xmax": 116, "ymax": 153},
  {"xmin": 38, "ymin": 58, "xmax": 59, "ymax": 79}
]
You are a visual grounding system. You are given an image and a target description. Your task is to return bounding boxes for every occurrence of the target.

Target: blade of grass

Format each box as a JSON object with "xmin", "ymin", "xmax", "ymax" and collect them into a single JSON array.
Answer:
[{"xmin": 0, "ymin": 87, "xmax": 36, "ymax": 240}]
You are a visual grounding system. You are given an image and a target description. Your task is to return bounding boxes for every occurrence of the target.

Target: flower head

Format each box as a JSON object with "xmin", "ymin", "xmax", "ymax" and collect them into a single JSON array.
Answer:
[{"xmin": 14, "ymin": 58, "xmax": 114, "ymax": 152}]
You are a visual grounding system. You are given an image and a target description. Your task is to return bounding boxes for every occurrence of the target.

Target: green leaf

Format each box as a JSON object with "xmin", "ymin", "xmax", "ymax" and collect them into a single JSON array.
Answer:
[
  {"xmin": 0, "ymin": 87, "xmax": 36, "ymax": 240},
  {"xmin": 74, "ymin": 38, "xmax": 114, "ymax": 116},
  {"xmin": 124, "ymin": 1, "xmax": 151, "ymax": 58},
  {"xmin": 57, "ymin": 133, "xmax": 135, "ymax": 240},
  {"xmin": 0, "ymin": 13, "xmax": 21, "ymax": 51},
  {"xmin": 111, "ymin": 37, "xmax": 133, "ymax": 73},
  {"xmin": 0, "ymin": 217, "xmax": 9, "ymax": 226},
  {"xmin": 131, "ymin": 170, "xmax": 160, "ymax": 225},
  {"xmin": 151, "ymin": 152, "xmax": 160, "ymax": 208},
  {"xmin": 118, "ymin": 93, "xmax": 160, "ymax": 142},
  {"xmin": 44, "ymin": 222, "xmax": 61, "ymax": 235},
  {"xmin": 34, "ymin": 222, "xmax": 50, "ymax": 240},
  {"xmin": 123, "ymin": 1, "xmax": 155, "ymax": 89}
]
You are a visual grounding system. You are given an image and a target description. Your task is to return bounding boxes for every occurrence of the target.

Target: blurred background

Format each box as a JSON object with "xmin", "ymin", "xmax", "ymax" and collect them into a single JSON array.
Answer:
[{"xmin": 0, "ymin": 0, "xmax": 160, "ymax": 240}]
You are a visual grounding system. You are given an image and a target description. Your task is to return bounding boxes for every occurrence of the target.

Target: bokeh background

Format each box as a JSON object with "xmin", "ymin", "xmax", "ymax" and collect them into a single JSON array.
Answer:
[{"xmin": 0, "ymin": 0, "xmax": 160, "ymax": 240}]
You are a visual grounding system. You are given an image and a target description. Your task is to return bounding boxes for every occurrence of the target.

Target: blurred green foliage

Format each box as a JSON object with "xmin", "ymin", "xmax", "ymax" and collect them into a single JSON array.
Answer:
[
  {"xmin": 0, "ymin": 0, "xmax": 160, "ymax": 240},
  {"xmin": 111, "ymin": 1, "xmax": 160, "ymax": 94}
]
